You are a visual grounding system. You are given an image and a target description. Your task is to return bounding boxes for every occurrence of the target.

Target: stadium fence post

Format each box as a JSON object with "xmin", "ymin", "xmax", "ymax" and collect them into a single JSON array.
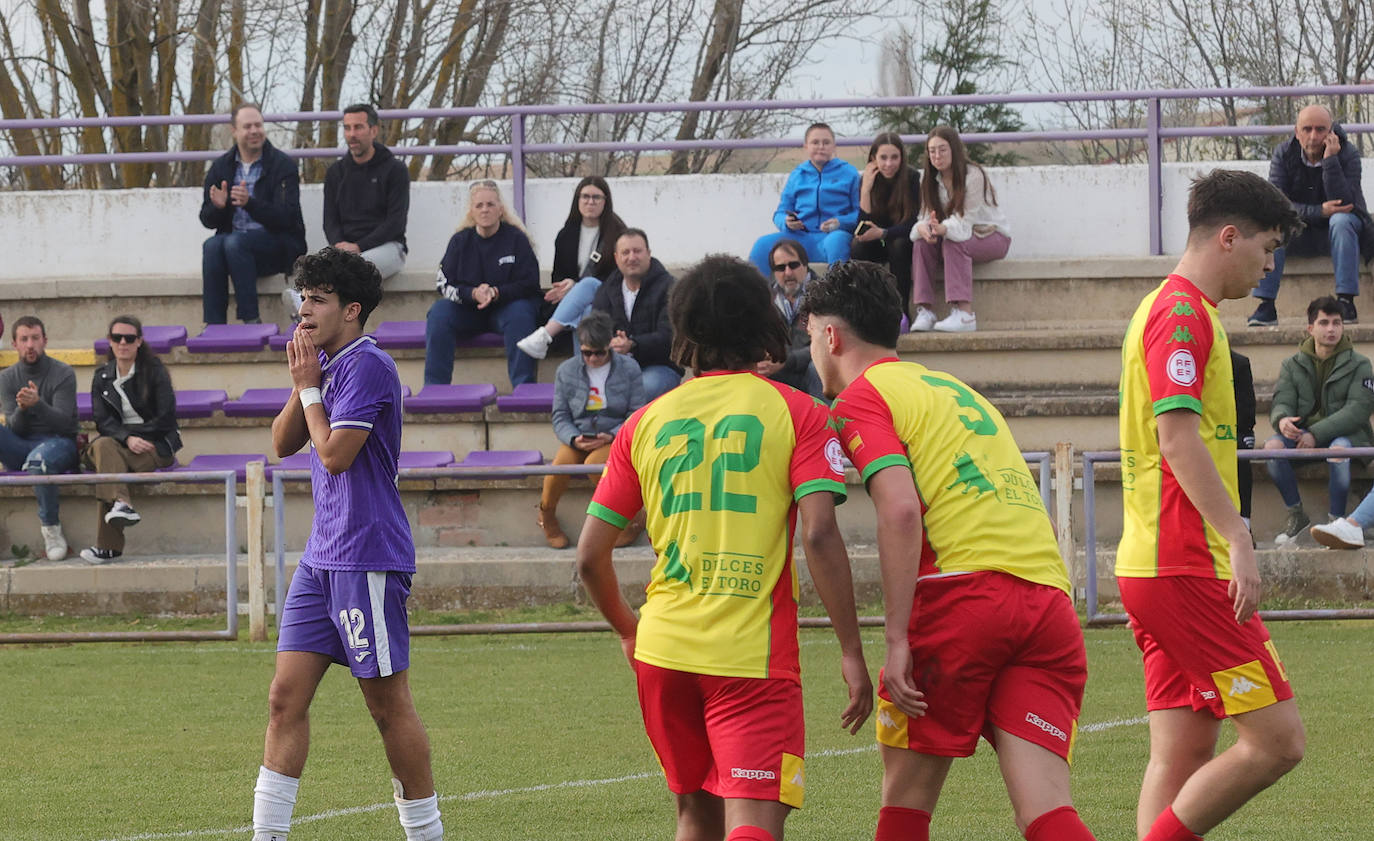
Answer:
[{"xmin": 247, "ymin": 460, "xmax": 267, "ymax": 642}]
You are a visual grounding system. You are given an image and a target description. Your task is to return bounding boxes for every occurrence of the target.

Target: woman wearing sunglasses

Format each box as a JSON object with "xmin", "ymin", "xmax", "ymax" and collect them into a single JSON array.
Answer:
[
  {"xmin": 538, "ymin": 310, "xmax": 645, "ymax": 549},
  {"xmin": 79, "ymin": 315, "xmax": 182, "ymax": 564}
]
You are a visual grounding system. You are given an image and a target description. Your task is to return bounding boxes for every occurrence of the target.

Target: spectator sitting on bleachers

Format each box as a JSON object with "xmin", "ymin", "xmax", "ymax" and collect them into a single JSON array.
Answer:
[
  {"xmin": 79, "ymin": 315, "xmax": 182, "ymax": 566},
  {"xmin": 757, "ymin": 238, "xmax": 824, "ymax": 399},
  {"xmin": 199, "ymin": 103, "xmax": 307, "ymax": 325},
  {"xmin": 1262, "ymin": 295, "xmax": 1374, "ymax": 545},
  {"xmin": 851, "ymin": 131, "xmax": 921, "ymax": 315},
  {"xmin": 0, "ymin": 316, "xmax": 78, "ymax": 561},
  {"xmin": 590, "ymin": 228, "xmax": 681, "ymax": 400},
  {"xmin": 320, "ymin": 104, "xmax": 410, "ymax": 282},
  {"xmin": 748, "ymin": 122, "xmax": 861, "ymax": 278},
  {"xmin": 516, "ymin": 177, "xmax": 627, "ymax": 360},
  {"xmin": 538, "ymin": 311, "xmax": 645, "ymax": 549},
  {"xmin": 909, "ymin": 125, "xmax": 1011, "ymax": 334},
  {"xmin": 425, "ymin": 180, "xmax": 542, "ymax": 388}
]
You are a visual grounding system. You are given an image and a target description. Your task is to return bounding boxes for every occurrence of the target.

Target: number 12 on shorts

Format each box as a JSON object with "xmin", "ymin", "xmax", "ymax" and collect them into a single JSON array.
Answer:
[{"xmin": 339, "ymin": 608, "xmax": 370, "ymax": 650}]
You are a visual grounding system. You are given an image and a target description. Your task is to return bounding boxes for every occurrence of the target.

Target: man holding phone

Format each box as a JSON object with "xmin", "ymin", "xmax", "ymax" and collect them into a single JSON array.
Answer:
[{"xmin": 199, "ymin": 103, "xmax": 307, "ymax": 325}]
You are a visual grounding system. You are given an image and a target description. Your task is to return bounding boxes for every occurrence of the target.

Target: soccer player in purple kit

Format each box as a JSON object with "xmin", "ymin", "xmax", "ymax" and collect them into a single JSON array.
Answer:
[{"xmin": 251, "ymin": 248, "xmax": 442, "ymax": 841}]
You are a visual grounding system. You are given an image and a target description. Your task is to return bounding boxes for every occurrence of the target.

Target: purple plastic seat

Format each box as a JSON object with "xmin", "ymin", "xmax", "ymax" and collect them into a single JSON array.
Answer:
[
  {"xmin": 94, "ymin": 325, "xmax": 188, "ymax": 355},
  {"xmin": 455, "ymin": 449, "xmax": 544, "ymax": 468},
  {"xmin": 77, "ymin": 392, "xmax": 93, "ymax": 421},
  {"xmin": 186, "ymin": 323, "xmax": 279, "ymax": 353},
  {"xmin": 373, "ymin": 321, "xmax": 426, "ymax": 350},
  {"xmin": 398, "ymin": 451, "xmax": 456, "ymax": 470},
  {"xmin": 268, "ymin": 323, "xmax": 297, "ymax": 352},
  {"xmin": 175, "ymin": 389, "xmax": 228, "ymax": 419},
  {"xmin": 405, "ymin": 383, "xmax": 498, "ymax": 414},
  {"xmin": 173, "ymin": 454, "xmax": 270, "ymax": 482},
  {"xmin": 495, "ymin": 382, "xmax": 555, "ymax": 413}
]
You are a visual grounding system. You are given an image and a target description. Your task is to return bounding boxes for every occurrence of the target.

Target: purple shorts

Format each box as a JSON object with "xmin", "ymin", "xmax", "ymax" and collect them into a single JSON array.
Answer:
[{"xmin": 277, "ymin": 561, "xmax": 413, "ymax": 678}]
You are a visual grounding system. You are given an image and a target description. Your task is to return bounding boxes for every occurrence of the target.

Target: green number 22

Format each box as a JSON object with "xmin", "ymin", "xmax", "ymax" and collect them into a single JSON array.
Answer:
[{"xmin": 655, "ymin": 414, "xmax": 763, "ymax": 516}]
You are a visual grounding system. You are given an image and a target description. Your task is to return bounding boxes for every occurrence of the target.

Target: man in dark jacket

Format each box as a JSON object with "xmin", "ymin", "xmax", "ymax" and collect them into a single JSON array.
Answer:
[
  {"xmin": 1249, "ymin": 104, "xmax": 1372, "ymax": 326},
  {"xmin": 757, "ymin": 238, "xmax": 824, "ymax": 398},
  {"xmin": 200, "ymin": 103, "xmax": 307, "ymax": 324},
  {"xmin": 591, "ymin": 228, "xmax": 681, "ymax": 400},
  {"xmin": 321, "ymin": 104, "xmax": 409, "ymax": 282},
  {"xmin": 1262, "ymin": 296, "xmax": 1374, "ymax": 544}
]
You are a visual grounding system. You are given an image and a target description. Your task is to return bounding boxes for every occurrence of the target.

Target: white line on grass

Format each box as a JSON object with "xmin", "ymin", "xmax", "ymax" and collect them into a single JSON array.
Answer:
[{"xmin": 94, "ymin": 716, "xmax": 1147, "ymax": 841}]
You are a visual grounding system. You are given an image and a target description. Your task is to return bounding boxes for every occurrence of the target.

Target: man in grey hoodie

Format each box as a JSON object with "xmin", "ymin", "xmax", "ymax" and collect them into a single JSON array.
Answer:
[{"xmin": 0, "ymin": 316, "xmax": 79, "ymax": 560}]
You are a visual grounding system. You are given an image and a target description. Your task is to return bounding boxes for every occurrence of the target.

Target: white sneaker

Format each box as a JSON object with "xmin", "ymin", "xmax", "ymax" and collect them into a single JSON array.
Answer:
[
  {"xmin": 933, "ymin": 310, "xmax": 977, "ymax": 332},
  {"xmin": 282, "ymin": 287, "xmax": 304, "ymax": 323},
  {"xmin": 41, "ymin": 524, "xmax": 68, "ymax": 561},
  {"xmin": 1310, "ymin": 517, "xmax": 1365, "ymax": 549},
  {"xmin": 910, "ymin": 307, "xmax": 937, "ymax": 332},
  {"xmin": 516, "ymin": 326, "xmax": 553, "ymax": 360}
]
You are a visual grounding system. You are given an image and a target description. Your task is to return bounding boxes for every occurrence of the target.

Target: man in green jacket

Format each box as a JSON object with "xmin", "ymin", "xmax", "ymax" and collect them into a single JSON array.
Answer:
[{"xmin": 1262, "ymin": 295, "xmax": 1374, "ymax": 543}]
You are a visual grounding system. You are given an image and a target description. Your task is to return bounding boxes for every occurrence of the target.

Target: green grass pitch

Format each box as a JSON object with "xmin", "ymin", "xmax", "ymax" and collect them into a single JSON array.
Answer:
[{"xmin": 0, "ymin": 621, "xmax": 1370, "ymax": 840}]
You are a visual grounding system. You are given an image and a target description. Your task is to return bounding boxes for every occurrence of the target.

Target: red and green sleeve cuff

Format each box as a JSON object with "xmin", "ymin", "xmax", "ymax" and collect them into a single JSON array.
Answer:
[
  {"xmin": 794, "ymin": 478, "xmax": 847, "ymax": 503},
  {"xmin": 1152, "ymin": 395, "xmax": 1202, "ymax": 416},
  {"xmin": 859, "ymin": 453, "xmax": 911, "ymax": 483},
  {"xmin": 587, "ymin": 501, "xmax": 631, "ymax": 529}
]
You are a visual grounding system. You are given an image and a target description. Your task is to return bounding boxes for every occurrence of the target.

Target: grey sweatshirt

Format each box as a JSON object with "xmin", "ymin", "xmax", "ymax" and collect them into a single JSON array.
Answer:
[{"xmin": 1, "ymin": 355, "xmax": 79, "ymax": 438}]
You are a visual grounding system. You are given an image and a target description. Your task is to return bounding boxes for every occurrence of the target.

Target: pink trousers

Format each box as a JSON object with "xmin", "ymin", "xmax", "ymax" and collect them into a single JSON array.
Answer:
[{"xmin": 911, "ymin": 231, "xmax": 1011, "ymax": 306}]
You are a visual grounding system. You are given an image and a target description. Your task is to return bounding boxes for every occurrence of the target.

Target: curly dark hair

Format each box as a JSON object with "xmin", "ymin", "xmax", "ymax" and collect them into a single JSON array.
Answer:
[
  {"xmin": 799, "ymin": 261, "xmax": 902, "ymax": 349},
  {"xmin": 291, "ymin": 247, "xmax": 384, "ymax": 327},
  {"xmin": 1187, "ymin": 169, "xmax": 1304, "ymax": 243},
  {"xmin": 668, "ymin": 255, "xmax": 790, "ymax": 373}
]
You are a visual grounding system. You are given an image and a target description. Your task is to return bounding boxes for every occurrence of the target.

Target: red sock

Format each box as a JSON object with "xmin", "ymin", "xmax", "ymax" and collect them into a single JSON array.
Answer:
[
  {"xmin": 875, "ymin": 806, "xmax": 932, "ymax": 841},
  {"xmin": 1143, "ymin": 806, "xmax": 1203, "ymax": 841},
  {"xmin": 1025, "ymin": 806, "xmax": 1097, "ymax": 841},
  {"xmin": 726, "ymin": 827, "xmax": 774, "ymax": 841}
]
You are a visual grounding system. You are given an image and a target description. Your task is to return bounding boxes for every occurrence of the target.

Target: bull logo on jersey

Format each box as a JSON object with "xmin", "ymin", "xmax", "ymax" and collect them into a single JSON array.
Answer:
[
  {"xmin": 661, "ymin": 539, "xmax": 692, "ymax": 590},
  {"xmin": 947, "ymin": 453, "xmax": 995, "ymax": 497}
]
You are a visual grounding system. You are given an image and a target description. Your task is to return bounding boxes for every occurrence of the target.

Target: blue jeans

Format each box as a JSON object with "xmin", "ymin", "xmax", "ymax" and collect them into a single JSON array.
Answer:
[
  {"xmin": 1265, "ymin": 434, "xmax": 1352, "ymax": 517},
  {"xmin": 424, "ymin": 296, "xmax": 540, "ymax": 387},
  {"xmin": 1349, "ymin": 485, "xmax": 1374, "ymax": 527},
  {"xmin": 0, "ymin": 428, "xmax": 79, "ymax": 525},
  {"xmin": 749, "ymin": 230, "xmax": 853, "ymax": 278},
  {"xmin": 640, "ymin": 365, "xmax": 682, "ymax": 401},
  {"xmin": 549, "ymin": 277, "xmax": 602, "ymax": 330},
  {"xmin": 202, "ymin": 229, "xmax": 291, "ymax": 323},
  {"xmin": 1254, "ymin": 212, "xmax": 1363, "ymax": 300}
]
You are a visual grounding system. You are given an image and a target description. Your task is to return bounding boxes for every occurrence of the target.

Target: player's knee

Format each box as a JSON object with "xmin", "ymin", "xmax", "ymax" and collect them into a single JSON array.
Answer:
[
  {"xmin": 265, "ymin": 678, "xmax": 309, "ymax": 722},
  {"xmin": 1269, "ymin": 721, "xmax": 1306, "ymax": 773}
]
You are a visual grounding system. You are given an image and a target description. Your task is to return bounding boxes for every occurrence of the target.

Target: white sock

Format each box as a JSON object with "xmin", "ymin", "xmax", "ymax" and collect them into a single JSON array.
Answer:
[
  {"xmin": 253, "ymin": 765, "xmax": 299, "ymax": 839},
  {"xmin": 393, "ymin": 777, "xmax": 443, "ymax": 841}
]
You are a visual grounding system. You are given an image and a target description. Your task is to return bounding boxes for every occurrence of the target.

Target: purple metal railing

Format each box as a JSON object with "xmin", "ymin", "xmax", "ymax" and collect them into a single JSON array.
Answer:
[{"xmin": 4, "ymin": 85, "xmax": 1374, "ymax": 253}]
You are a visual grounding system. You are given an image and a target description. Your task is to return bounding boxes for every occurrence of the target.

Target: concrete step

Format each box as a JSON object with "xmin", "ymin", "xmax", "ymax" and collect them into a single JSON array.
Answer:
[{"xmin": 3, "ymin": 543, "xmax": 1367, "ymax": 617}]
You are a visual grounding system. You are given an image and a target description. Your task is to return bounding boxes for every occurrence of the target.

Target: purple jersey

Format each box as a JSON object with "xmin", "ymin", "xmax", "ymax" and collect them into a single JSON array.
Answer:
[{"xmin": 302, "ymin": 335, "xmax": 415, "ymax": 573}]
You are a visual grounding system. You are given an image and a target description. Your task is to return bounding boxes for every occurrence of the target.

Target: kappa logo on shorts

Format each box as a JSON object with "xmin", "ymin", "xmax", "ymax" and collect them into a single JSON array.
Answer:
[
  {"xmin": 1166, "ymin": 349, "xmax": 1198, "ymax": 387},
  {"xmin": 1229, "ymin": 676, "xmax": 1261, "ymax": 696},
  {"xmin": 878, "ymin": 709, "xmax": 899, "ymax": 731},
  {"xmin": 1025, "ymin": 711, "xmax": 1068, "ymax": 742},
  {"xmin": 731, "ymin": 768, "xmax": 777, "ymax": 781}
]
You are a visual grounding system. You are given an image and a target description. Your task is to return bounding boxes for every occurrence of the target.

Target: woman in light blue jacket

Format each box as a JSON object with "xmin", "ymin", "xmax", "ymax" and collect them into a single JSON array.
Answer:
[
  {"xmin": 748, "ymin": 122, "xmax": 861, "ymax": 277},
  {"xmin": 538, "ymin": 310, "xmax": 645, "ymax": 548}
]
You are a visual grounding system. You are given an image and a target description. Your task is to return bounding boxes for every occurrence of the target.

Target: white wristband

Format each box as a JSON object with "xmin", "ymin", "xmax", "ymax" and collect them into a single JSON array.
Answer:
[{"xmin": 299, "ymin": 387, "xmax": 323, "ymax": 409}]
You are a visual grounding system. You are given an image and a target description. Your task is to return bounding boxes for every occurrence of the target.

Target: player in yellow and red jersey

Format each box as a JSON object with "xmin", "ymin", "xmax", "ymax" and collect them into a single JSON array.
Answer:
[
  {"xmin": 576, "ymin": 254, "xmax": 872, "ymax": 841},
  {"xmin": 803, "ymin": 261, "xmax": 1097, "ymax": 841},
  {"xmin": 1117, "ymin": 170, "xmax": 1306, "ymax": 841}
]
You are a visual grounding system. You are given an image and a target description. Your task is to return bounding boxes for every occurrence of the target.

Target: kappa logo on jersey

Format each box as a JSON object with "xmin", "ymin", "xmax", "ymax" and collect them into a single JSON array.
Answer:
[
  {"xmin": 1171, "ymin": 302, "xmax": 1196, "ymax": 316},
  {"xmin": 731, "ymin": 768, "xmax": 777, "ymax": 781},
  {"xmin": 1229, "ymin": 676, "xmax": 1262, "ymax": 696},
  {"xmin": 1166, "ymin": 349, "xmax": 1198, "ymax": 386},
  {"xmin": 824, "ymin": 438, "xmax": 846, "ymax": 475},
  {"xmin": 1169, "ymin": 326, "xmax": 1196, "ymax": 344},
  {"xmin": 1025, "ymin": 711, "xmax": 1068, "ymax": 742}
]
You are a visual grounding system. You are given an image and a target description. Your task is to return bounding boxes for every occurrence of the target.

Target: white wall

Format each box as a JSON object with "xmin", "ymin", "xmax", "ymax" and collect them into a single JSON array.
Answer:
[{"xmin": 0, "ymin": 160, "xmax": 1324, "ymax": 279}]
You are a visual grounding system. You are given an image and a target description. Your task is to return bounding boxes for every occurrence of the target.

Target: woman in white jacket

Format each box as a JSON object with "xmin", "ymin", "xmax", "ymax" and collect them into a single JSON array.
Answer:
[{"xmin": 909, "ymin": 126, "xmax": 1011, "ymax": 333}]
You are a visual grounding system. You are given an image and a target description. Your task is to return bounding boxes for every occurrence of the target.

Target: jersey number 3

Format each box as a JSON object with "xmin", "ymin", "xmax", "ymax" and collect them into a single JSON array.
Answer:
[{"xmin": 655, "ymin": 415, "xmax": 763, "ymax": 516}]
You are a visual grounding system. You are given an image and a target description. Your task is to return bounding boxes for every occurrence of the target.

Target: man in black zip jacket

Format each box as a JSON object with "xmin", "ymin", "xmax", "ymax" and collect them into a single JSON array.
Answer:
[
  {"xmin": 200, "ymin": 103, "xmax": 307, "ymax": 325},
  {"xmin": 591, "ymin": 229, "xmax": 682, "ymax": 400},
  {"xmin": 321, "ymin": 104, "xmax": 410, "ymax": 284}
]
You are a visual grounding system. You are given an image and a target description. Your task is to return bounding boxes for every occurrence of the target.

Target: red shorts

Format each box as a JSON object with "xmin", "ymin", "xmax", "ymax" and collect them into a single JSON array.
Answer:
[
  {"xmin": 876, "ymin": 571, "xmax": 1086, "ymax": 761},
  {"xmin": 634, "ymin": 661, "xmax": 806, "ymax": 808},
  {"xmin": 1119, "ymin": 575, "xmax": 1294, "ymax": 718}
]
